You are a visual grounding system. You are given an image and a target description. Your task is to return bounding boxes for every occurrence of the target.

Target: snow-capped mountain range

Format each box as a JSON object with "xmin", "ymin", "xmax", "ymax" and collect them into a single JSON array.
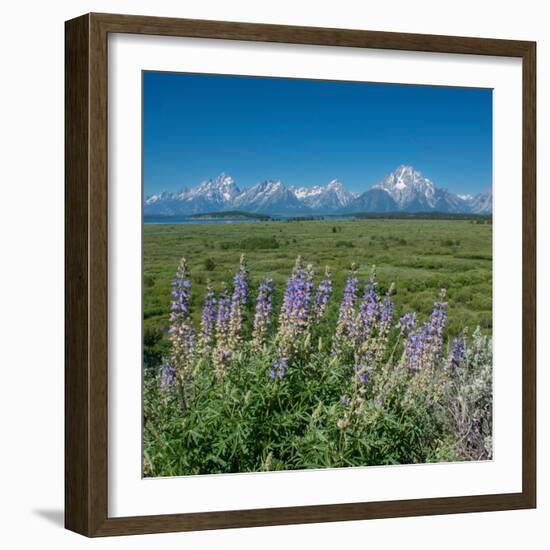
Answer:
[{"xmin": 144, "ymin": 166, "xmax": 492, "ymax": 216}]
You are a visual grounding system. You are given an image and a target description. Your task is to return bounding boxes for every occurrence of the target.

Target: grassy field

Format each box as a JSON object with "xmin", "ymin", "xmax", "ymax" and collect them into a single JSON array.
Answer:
[{"xmin": 143, "ymin": 218, "xmax": 492, "ymax": 366}]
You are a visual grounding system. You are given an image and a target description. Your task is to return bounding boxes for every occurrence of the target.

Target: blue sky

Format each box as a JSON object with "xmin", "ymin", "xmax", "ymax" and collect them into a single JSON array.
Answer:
[{"xmin": 143, "ymin": 71, "xmax": 492, "ymax": 196}]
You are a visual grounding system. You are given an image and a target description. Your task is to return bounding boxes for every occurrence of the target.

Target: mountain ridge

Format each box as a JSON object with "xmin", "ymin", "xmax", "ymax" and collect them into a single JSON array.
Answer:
[{"xmin": 144, "ymin": 165, "xmax": 492, "ymax": 216}]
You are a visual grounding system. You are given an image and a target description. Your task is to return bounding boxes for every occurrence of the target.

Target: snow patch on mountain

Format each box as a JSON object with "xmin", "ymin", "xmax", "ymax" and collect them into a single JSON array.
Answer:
[{"xmin": 291, "ymin": 186, "xmax": 324, "ymax": 199}]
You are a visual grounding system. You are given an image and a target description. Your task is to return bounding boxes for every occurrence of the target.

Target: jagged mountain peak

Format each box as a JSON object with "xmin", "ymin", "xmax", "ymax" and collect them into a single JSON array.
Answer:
[
  {"xmin": 377, "ymin": 164, "xmax": 434, "ymax": 189},
  {"xmin": 372, "ymin": 165, "xmax": 437, "ymax": 209},
  {"xmin": 261, "ymin": 179, "xmax": 283, "ymax": 189},
  {"xmin": 327, "ymin": 178, "xmax": 343, "ymax": 189},
  {"xmin": 395, "ymin": 164, "xmax": 420, "ymax": 176},
  {"xmin": 467, "ymin": 188, "xmax": 492, "ymax": 214},
  {"xmin": 144, "ymin": 167, "xmax": 491, "ymax": 216},
  {"xmin": 192, "ymin": 173, "xmax": 239, "ymax": 200},
  {"xmin": 197, "ymin": 172, "xmax": 235, "ymax": 189},
  {"xmin": 231, "ymin": 178, "xmax": 305, "ymax": 214},
  {"xmin": 215, "ymin": 172, "xmax": 234, "ymax": 184},
  {"xmin": 289, "ymin": 179, "xmax": 357, "ymax": 211}
]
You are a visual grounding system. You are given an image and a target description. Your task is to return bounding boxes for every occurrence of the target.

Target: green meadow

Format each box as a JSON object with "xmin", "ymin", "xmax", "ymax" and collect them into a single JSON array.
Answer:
[{"xmin": 143, "ymin": 218, "xmax": 492, "ymax": 367}]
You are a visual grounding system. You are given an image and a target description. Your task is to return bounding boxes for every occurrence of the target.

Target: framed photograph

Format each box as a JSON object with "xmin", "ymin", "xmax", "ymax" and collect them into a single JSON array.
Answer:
[{"xmin": 65, "ymin": 13, "xmax": 536, "ymax": 537}]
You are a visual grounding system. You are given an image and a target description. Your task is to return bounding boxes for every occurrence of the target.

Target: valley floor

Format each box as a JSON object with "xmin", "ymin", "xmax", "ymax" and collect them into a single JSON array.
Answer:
[{"xmin": 143, "ymin": 218, "xmax": 492, "ymax": 363}]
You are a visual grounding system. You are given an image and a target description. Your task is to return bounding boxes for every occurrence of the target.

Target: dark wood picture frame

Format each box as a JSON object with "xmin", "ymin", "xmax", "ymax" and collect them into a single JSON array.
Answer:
[{"xmin": 65, "ymin": 12, "xmax": 536, "ymax": 537}]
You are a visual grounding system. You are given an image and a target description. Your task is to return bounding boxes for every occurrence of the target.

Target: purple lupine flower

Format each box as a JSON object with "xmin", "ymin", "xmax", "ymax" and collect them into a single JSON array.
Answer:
[
  {"xmin": 229, "ymin": 253, "xmax": 249, "ymax": 306},
  {"xmin": 447, "ymin": 334, "xmax": 466, "ymax": 371},
  {"xmin": 370, "ymin": 284, "xmax": 395, "ymax": 363},
  {"xmin": 354, "ymin": 363, "xmax": 370, "ymax": 385},
  {"xmin": 291, "ymin": 261, "xmax": 314, "ymax": 327},
  {"xmin": 398, "ymin": 312, "xmax": 417, "ymax": 336},
  {"xmin": 215, "ymin": 284, "xmax": 230, "ymax": 338},
  {"xmin": 276, "ymin": 257, "xmax": 314, "ymax": 359},
  {"xmin": 279, "ymin": 257, "xmax": 306, "ymax": 316},
  {"xmin": 403, "ymin": 290, "xmax": 448, "ymax": 372},
  {"xmin": 168, "ymin": 258, "xmax": 195, "ymax": 379},
  {"xmin": 286, "ymin": 261, "xmax": 314, "ymax": 329},
  {"xmin": 425, "ymin": 288, "xmax": 448, "ymax": 362},
  {"xmin": 332, "ymin": 263, "xmax": 359, "ymax": 353},
  {"xmin": 313, "ymin": 266, "xmax": 333, "ymax": 322},
  {"xmin": 380, "ymin": 297, "xmax": 394, "ymax": 324},
  {"xmin": 159, "ymin": 362, "xmax": 175, "ymax": 396},
  {"xmin": 170, "ymin": 258, "xmax": 192, "ymax": 318},
  {"xmin": 340, "ymin": 395, "xmax": 351, "ymax": 408},
  {"xmin": 198, "ymin": 281, "xmax": 216, "ymax": 355},
  {"xmin": 377, "ymin": 296, "xmax": 394, "ymax": 338},
  {"xmin": 354, "ymin": 268, "xmax": 380, "ymax": 347},
  {"xmin": 213, "ymin": 283, "xmax": 232, "ymax": 376},
  {"xmin": 380, "ymin": 284, "xmax": 395, "ymax": 326},
  {"xmin": 252, "ymin": 276, "xmax": 274, "ymax": 350},
  {"xmin": 403, "ymin": 329, "xmax": 426, "ymax": 372},
  {"xmin": 228, "ymin": 254, "xmax": 249, "ymax": 349},
  {"xmin": 269, "ymin": 356, "xmax": 289, "ymax": 380}
]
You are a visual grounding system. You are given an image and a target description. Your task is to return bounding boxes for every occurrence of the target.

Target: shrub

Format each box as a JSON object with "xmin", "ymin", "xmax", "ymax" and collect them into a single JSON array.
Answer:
[
  {"xmin": 219, "ymin": 240, "xmax": 238, "ymax": 250},
  {"xmin": 441, "ymin": 239, "xmax": 460, "ymax": 247},
  {"xmin": 444, "ymin": 328, "xmax": 493, "ymax": 459},
  {"xmin": 240, "ymin": 236, "xmax": 279, "ymax": 250},
  {"xmin": 335, "ymin": 240, "xmax": 354, "ymax": 248},
  {"xmin": 203, "ymin": 257, "xmax": 216, "ymax": 271}
]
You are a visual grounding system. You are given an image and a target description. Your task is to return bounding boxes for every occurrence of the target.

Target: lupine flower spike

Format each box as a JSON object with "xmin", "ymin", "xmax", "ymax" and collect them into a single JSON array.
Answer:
[
  {"xmin": 213, "ymin": 283, "xmax": 231, "ymax": 377},
  {"xmin": 168, "ymin": 257, "xmax": 195, "ymax": 382},
  {"xmin": 159, "ymin": 361, "xmax": 175, "ymax": 399},
  {"xmin": 333, "ymin": 263, "xmax": 359, "ymax": 354},
  {"xmin": 252, "ymin": 276, "xmax": 274, "ymax": 350},
  {"xmin": 379, "ymin": 284, "xmax": 395, "ymax": 335},
  {"xmin": 373, "ymin": 283, "xmax": 395, "ymax": 363},
  {"xmin": 313, "ymin": 266, "xmax": 333, "ymax": 322},
  {"xmin": 198, "ymin": 281, "xmax": 216, "ymax": 355},
  {"xmin": 397, "ymin": 312, "xmax": 417, "ymax": 337},
  {"xmin": 228, "ymin": 254, "xmax": 249, "ymax": 350},
  {"xmin": 276, "ymin": 257, "xmax": 314, "ymax": 361},
  {"xmin": 403, "ymin": 289, "xmax": 448, "ymax": 373},
  {"xmin": 354, "ymin": 266, "xmax": 380, "ymax": 349},
  {"xmin": 447, "ymin": 333, "xmax": 466, "ymax": 372}
]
